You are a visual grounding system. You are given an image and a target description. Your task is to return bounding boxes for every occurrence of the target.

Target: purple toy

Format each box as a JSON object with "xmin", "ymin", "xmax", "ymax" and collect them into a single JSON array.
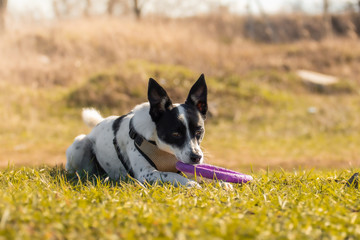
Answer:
[{"xmin": 176, "ymin": 162, "xmax": 253, "ymax": 184}]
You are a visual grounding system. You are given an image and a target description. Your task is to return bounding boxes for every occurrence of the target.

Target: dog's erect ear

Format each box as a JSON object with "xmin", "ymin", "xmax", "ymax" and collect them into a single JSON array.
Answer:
[
  {"xmin": 148, "ymin": 78, "xmax": 173, "ymax": 122},
  {"xmin": 185, "ymin": 74, "xmax": 208, "ymax": 118}
]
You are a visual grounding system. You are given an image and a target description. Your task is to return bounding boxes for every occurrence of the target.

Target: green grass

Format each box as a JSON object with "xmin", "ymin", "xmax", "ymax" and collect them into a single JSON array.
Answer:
[{"xmin": 0, "ymin": 166, "xmax": 359, "ymax": 239}]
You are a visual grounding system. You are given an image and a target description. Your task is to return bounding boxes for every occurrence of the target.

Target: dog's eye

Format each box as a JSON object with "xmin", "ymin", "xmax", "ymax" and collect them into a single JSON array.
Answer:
[
  {"xmin": 195, "ymin": 129, "xmax": 203, "ymax": 138},
  {"xmin": 172, "ymin": 132, "xmax": 182, "ymax": 138}
]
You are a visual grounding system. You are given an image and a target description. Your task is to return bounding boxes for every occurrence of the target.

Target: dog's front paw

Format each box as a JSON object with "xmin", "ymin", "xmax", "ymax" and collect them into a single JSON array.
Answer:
[
  {"xmin": 218, "ymin": 181, "xmax": 233, "ymax": 190},
  {"xmin": 185, "ymin": 180, "xmax": 202, "ymax": 189}
]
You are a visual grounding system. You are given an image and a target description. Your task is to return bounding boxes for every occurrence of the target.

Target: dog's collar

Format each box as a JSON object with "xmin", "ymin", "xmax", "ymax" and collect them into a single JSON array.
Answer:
[{"xmin": 129, "ymin": 118, "xmax": 179, "ymax": 173}]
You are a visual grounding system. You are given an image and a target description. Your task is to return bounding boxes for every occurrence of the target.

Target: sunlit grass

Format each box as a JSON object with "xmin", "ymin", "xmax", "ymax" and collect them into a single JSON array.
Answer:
[{"xmin": 0, "ymin": 166, "xmax": 359, "ymax": 239}]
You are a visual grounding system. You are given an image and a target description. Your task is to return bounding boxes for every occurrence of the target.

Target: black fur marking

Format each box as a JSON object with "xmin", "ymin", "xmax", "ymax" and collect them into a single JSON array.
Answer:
[
  {"xmin": 90, "ymin": 149, "xmax": 106, "ymax": 176},
  {"xmin": 163, "ymin": 174, "xmax": 168, "ymax": 178},
  {"xmin": 185, "ymin": 74, "xmax": 208, "ymax": 118},
  {"xmin": 75, "ymin": 146, "xmax": 80, "ymax": 150},
  {"xmin": 106, "ymin": 162, "xmax": 110, "ymax": 167},
  {"xmin": 112, "ymin": 114, "xmax": 135, "ymax": 178},
  {"xmin": 155, "ymin": 107, "xmax": 187, "ymax": 148},
  {"xmin": 112, "ymin": 115, "xmax": 126, "ymax": 135},
  {"xmin": 181, "ymin": 104, "xmax": 204, "ymax": 143},
  {"xmin": 148, "ymin": 78, "xmax": 173, "ymax": 122}
]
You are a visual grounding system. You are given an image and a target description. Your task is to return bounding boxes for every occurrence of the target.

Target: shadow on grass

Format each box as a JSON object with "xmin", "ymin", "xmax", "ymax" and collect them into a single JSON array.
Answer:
[{"xmin": 47, "ymin": 164, "xmax": 137, "ymax": 187}]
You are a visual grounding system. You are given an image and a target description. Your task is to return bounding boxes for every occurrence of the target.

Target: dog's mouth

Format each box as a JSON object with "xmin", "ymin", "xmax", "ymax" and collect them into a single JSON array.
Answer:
[
  {"xmin": 177, "ymin": 156, "xmax": 203, "ymax": 165},
  {"xmin": 178, "ymin": 161, "xmax": 198, "ymax": 165}
]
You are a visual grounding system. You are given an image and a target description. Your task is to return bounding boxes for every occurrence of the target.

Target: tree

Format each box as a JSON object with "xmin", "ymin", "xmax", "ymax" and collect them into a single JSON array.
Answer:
[
  {"xmin": 323, "ymin": 0, "xmax": 332, "ymax": 37},
  {"xmin": 83, "ymin": 0, "xmax": 91, "ymax": 17},
  {"xmin": 0, "ymin": 0, "xmax": 7, "ymax": 33},
  {"xmin": 53, "ymin": 0, "xmax": 72, "ymax": 19},
  {"xmin": 107, "ymin": 0, "xmax": 141, "ymax": 19},
  {"xmin": 107, "ymin": 0, "xmax": 118, "ymax": 15},
  {"xmin": 52, "ymin": 0, "xmax": 85, "ymax": 19},
  {"xmin": 133, "ymin": 0, "xmax": 141, "ymax": 19}
]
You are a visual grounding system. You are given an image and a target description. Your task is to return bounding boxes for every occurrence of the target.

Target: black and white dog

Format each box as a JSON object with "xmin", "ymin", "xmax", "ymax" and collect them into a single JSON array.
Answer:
[{"xmin": 66, "ymin": 74, "xmax": 223, "ymax": 187}]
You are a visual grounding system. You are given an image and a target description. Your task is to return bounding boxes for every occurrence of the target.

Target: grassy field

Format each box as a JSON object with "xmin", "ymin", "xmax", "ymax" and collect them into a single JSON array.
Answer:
[
  {"xmin": 0, "ymin": 166, "xmax": 359, "ymax": 239},
  {"xmin": 0, "ymin": 16, "xmax": 360, "ymax": 239}
]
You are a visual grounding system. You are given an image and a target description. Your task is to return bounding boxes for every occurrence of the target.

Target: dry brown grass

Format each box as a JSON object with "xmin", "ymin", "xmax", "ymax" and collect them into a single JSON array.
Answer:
[{"xmin": 1, "ymin": 16, "xmax": 360, "ymax": 88}]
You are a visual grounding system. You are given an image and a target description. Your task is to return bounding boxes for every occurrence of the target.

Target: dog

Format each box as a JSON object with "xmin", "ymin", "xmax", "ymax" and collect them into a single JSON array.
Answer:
[{"xmin": 66, "ymin": 74, "xmax": 222, "ymax": 187}]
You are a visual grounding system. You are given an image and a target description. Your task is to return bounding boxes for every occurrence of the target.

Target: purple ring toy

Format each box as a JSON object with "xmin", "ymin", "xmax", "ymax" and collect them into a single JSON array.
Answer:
[{"xmin": 176, "ymin": 162, "xmax": 253, "ymax": 184}]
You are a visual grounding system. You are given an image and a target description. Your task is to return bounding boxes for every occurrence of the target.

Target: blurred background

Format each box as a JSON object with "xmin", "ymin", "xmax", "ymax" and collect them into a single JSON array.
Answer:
[{"xmin": 1, "ymin": 0, "xmax": 360, "ymax": 171}]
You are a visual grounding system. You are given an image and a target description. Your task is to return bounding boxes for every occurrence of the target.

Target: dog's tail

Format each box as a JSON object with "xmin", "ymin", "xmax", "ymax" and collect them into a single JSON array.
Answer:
[{"xmin": 82, "ymin": 108, "xmax": 103, "ymax": 128}]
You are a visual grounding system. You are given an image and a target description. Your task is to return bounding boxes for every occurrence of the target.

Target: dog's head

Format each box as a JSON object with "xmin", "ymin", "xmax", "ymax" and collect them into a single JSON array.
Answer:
[{"xmin": 148, "ymin": 74, "xmax": 207, "ymax": 165}]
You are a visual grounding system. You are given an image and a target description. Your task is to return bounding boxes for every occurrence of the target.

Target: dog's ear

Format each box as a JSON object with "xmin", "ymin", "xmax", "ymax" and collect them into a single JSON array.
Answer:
[
  {"xmin": 185, "ymin": 74, "xmax": 208, "ymax": 118},
  {"xmin": 148, "ymin": 78, "xmax": 173, "ymax": 122}
]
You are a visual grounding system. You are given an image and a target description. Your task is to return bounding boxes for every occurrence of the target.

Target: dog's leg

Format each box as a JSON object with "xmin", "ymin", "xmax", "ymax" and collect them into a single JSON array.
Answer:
[
  {"xmin": 136, "ymin": 167, "xmax": 200, "ymax": 188},
  {"xmin": 66, "ymin": 134, "xmax": 99, "ymax": 175}
]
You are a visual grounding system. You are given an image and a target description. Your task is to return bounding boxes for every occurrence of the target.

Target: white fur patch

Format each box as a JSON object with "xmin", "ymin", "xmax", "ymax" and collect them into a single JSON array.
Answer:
[
  {"xmin": 82, "ymin": 108, "xmax": 103, "ymax": 128},
  {"xmin": 177, "ymin": 105, "xmax": 190, "ymax": 137},
  {"xmin": 131, "ymin": 103, "xmax": 156, "ymax": 141}
]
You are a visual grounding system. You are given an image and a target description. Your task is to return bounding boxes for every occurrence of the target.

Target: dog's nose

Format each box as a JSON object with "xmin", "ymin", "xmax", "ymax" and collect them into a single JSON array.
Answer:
[{"xmin": 190, "ymin": 153, "xmax": 202, "ymax": 164}]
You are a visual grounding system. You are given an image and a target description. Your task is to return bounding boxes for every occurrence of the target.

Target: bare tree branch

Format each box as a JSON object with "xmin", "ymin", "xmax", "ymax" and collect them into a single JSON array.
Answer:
[
  {"xmin": 133, "ymin": 0, "xmax": 141, "ymax": 19},
  {"xmin": 83, "ymin": 0, "xmax": 92, "ymax": 17},
  {"xmin": 0, "ymin": 0, "xmax": 7, "ymax": 33},
  {"xmin": 107, "ymin": 0, "xmax": 118, "ymax": 15}
]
